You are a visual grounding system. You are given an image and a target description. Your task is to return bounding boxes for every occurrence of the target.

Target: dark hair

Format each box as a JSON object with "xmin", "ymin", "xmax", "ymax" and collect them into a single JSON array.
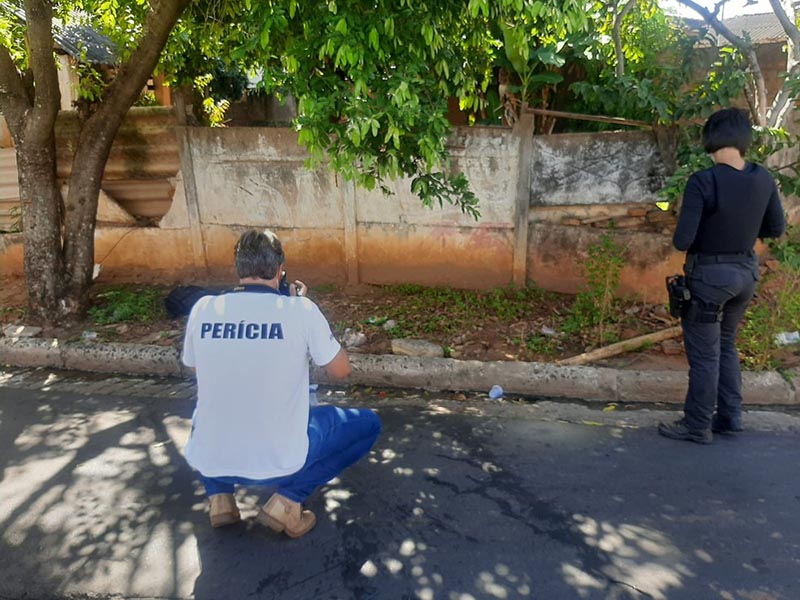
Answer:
[
  {"xmin": 234, "ymin": 229, "xmax": 285, "ymax": 279},
  {"xmin": 702, "ymin": 108, "xmax": 752, "ymax": 156}
]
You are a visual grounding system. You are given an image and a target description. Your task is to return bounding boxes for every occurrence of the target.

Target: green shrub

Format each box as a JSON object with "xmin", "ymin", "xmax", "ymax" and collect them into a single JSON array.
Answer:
[
  {"xmin": 89, "ymin": 286, "xmax": 165, "ymax": 325},
  {"xmin": 740, "ymin": 228, "xmax": 800, "ymax": 369},
  {"xmin": 564, "ymin": 232, "xmax": 626, "ymax": 345}
]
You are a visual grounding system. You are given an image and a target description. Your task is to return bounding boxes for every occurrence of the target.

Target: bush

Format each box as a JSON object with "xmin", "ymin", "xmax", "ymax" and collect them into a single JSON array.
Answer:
[
  {"xmin": 89, "ymin": 286, "xmax": 165, "ymax": 325},
  {"xmin": 564, "ymin": 232, "xmax": 626, "ymax": 346}
]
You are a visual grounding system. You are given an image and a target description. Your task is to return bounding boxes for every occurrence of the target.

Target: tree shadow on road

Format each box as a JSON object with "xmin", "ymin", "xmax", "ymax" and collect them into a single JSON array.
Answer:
[{"xmin": 2, "ymin": 387, "xmax": 795, "ymax": 600}]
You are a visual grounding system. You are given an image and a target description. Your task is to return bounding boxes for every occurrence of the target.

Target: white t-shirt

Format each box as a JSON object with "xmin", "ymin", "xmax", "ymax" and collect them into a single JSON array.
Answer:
[{"xmin": 181, "ymin": 289, "xmax": 341, "ymax": 479}]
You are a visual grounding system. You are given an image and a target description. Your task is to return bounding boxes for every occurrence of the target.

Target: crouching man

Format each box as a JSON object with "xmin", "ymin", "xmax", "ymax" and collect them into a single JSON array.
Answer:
[{"xmin": 181, "ymin": 229, "xmax": 381, "ymax": 538}]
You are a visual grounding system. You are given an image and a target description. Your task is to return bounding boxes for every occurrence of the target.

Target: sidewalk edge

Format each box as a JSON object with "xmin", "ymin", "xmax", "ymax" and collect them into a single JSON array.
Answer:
[{"xmin": 1, "ymin": 337, "xmax": 797, "ymax": 405}]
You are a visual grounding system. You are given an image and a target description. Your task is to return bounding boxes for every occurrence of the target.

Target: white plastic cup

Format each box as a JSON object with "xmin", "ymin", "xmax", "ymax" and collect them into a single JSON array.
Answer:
[{"xmin": 489, "ymin": 385, "xmax": 504, "ymax": 400}]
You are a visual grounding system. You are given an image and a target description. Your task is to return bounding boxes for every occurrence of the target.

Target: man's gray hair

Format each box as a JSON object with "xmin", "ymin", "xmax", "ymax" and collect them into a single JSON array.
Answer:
[{"xmin": 234, "ymin": 229, "xmax": 285, "ymax": 279}]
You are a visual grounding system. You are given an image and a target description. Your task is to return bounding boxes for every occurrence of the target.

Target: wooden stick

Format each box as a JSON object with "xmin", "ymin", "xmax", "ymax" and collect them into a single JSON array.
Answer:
[
  {"xmin": 523, "ymin": 107, "xmax": 652, "ymax": 128},
  {"xmin": 557, "ymin": 325, "xmax": 682, "ymax": 366}
]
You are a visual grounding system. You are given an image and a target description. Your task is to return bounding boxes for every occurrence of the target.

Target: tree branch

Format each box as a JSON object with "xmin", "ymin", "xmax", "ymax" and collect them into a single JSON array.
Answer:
[
  {"xmin": 676, "ymin": 0, "xmax": 768, "ymax": 125},
  {"xmin": 613, "ymin": 0, "xmax": 637, "ymax": 78},
  {"xmin": 0, "ymin": 44, "xmax": 31, "ymax": 137},
  {"xmin": 96, "ymin": 0, "xmax": 191, "ymax": 120},
  {"xmin": 763, "ymin": 0, "xmax": 800, "ymax": 129},
  {"xmin": 22, "ymin": 0, "xmax": 60, "ymax": 131},
  {"xmin": 767, "ymin": 0, "xmax": 800, "ymax": 54},
  {"xmin": 767, "ymin": 61, "xmax": 800, "ymax": 128}
]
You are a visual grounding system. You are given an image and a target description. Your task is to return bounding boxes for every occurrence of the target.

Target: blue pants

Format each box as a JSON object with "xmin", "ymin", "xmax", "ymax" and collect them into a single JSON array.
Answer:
[
  {"xmin": 202, "ymin": 406, "xmax": 381, "ymax": 503},
  {"xmin": 682, "ymin": 258, "xmax": 758, "ymax": 431}
]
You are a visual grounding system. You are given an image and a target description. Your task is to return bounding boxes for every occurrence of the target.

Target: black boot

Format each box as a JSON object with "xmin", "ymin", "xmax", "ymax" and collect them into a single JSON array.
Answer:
[
  {"xmin": 711, "ymin": 414, "xmax": 743, "ymax": 434},
  {"xmin": 658, "ymin": 418, "xmax": 713, "ymax": 444}
]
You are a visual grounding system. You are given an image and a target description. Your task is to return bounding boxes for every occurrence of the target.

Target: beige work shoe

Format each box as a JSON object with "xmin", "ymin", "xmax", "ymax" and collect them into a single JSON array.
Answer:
[
  {"xmin": 256, "ymin": 493, "xmax": 316, "ymax": 539},
  {"xmin": 209, "ymin": 493, "xmax": 241, "ymax": 528}
]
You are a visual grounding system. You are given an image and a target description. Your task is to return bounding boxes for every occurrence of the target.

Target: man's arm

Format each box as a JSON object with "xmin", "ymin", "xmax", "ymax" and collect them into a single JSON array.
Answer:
[{"xmin": 322, "ymin": 348, "xmax": 351, "ymax": 380}]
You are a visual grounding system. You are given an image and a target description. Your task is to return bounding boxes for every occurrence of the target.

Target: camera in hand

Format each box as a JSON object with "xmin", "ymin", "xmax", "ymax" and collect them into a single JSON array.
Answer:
[{"xmin": 279, "ymin": 271, "xmax": 291, "ymax": 296}]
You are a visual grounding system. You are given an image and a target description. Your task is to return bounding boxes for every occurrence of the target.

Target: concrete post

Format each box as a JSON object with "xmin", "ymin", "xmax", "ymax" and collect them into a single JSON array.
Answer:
[
  {"xmin": 175, "ymin": 126, "xmax": 209, "ymax": 274},
  {"xmin": 343, "ymin": 178, "xmax": 359, "ymax": 284},
  {"xmin": 511, "ymin": 112, "xmax": 535, "ymax": 286}
]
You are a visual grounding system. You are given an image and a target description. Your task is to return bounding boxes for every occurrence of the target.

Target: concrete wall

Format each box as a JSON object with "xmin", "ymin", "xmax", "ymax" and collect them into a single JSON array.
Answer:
[
  {"xmin": 181, "ymin": 125, "xmax": 520, "ymax": 287},
  {"xmin": 1, "ymin": 116, "xmax": 688, "ymax": 299},
  {"xmin": 530, "ymin": 131, "xmax": 668, "ymax": 206}
]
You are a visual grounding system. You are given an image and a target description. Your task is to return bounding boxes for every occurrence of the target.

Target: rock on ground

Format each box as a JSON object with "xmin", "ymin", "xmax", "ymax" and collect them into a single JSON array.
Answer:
[{"xmin": 391, "ymin": 338, "xmax": 444, "ymax": 358}]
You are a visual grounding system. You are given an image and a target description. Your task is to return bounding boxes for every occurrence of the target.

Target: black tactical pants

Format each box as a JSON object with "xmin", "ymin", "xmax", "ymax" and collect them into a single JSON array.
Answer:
[{"xmin": 682, "ymin": 255, "xmax": 759, "ymax": 431}]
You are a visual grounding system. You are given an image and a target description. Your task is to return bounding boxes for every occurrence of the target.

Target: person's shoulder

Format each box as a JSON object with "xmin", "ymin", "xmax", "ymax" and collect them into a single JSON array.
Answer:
[
  {"xmin": 189, "ymin": 294, "xmax": 217, "ymax": 315},
  {"xmin": 747, "ymin": 162, "xmax": 774, "ymax": 178},
  {"xmin": 293, "ymin": 296, "xmax": 322, "ymax": 313},
  {"xmin": 685, "ymin": 167, "xmax": 714, "ymax": 193},
  {"xmin": 741, "ymin": 163, "xmax": 779, "ymax": 187},
  {"xmin": 690, "ymin": 166, "xmax": 715, "ymax": 181}
]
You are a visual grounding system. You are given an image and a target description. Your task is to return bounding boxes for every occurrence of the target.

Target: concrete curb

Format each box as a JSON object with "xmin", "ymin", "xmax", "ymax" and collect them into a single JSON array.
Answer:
[{"xmin": 1, "ymin": 336, "xmax": 797, "ymax": 405}]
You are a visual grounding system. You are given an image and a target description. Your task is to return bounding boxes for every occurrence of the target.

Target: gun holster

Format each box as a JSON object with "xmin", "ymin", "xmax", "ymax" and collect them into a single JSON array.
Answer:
[
  {"xmin": 666, "ymin": 275, "xmax": 691, "ymax": 318},
  {"xmin": 684, "ymin": 298, "xmax": 724, "ymax": 323}
]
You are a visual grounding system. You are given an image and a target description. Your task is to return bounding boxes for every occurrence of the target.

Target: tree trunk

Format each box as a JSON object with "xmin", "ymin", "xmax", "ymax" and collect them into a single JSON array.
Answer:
[
  {"xmin": 613, "ymin": 0, "xmax": 636, "ymax": 78},
  {"xmin": 61, "ymin": 115, "xmax": 124, "ymax": 313},
  {"xmin": 17, "ymin": 136, "xmax": 66, "ymax": 321}
]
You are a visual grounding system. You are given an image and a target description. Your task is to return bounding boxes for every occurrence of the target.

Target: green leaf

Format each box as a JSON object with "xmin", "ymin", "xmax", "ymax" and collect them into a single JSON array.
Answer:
[{"xmin": 530, "ymin": 72, "xmax": 563, "ymax": 84}]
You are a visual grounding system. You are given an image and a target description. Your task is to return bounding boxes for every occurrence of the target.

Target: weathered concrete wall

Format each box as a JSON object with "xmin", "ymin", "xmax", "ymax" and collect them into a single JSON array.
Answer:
[
  {"xmin": 354, "ymin": 127, "xmax": 518, "ymax": 287},
  {"xmin": 530, "ymin": 131, "xmax": 668, "ymax": 206},
  {"xmin": 0, "ymin": 108, "xmax": 179, "ymax": 225},
  {"xmin": 527, "ymin": 223, "xmax": 683, "ymax": 303},
  {"xmin": 187, "ymin": 128, "xmax": 343, "ymax": 228},
  {"xmin": 1, "ymin": 122, "xmax": 685, "ymax": 298},
  {"xmin": 185, "ymin": 125, "xmax": 520, "ymax": 288}
]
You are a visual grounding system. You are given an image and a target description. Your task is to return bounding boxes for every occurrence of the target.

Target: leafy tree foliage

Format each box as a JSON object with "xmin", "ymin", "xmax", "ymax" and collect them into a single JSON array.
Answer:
[{"xmin": 163, "ymin": 0, "xmax": 591, "ymax": 211}]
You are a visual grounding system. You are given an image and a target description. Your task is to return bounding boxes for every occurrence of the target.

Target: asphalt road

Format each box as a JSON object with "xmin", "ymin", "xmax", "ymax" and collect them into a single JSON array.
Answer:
[{"xmin": 0, "ymin": 370, "xmax": 799, "ymax": 600}]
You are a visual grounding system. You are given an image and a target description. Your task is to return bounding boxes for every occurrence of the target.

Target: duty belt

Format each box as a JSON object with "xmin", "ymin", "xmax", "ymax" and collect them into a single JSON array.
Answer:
[{"xmin": 689, "ymin": 252, "xmax": 754, "ymax": 265}]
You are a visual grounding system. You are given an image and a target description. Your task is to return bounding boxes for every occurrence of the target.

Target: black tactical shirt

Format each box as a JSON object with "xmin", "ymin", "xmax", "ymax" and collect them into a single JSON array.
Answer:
[{"xmin": 673, "ymin": 163, "xmax": 786, "ymax": 254}]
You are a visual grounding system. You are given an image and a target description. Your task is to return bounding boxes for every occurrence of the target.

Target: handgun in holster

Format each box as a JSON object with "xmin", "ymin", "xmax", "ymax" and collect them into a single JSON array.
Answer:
[{"xmin": 666, "ymin": 275, "xmax": 691, "ymax": 318}]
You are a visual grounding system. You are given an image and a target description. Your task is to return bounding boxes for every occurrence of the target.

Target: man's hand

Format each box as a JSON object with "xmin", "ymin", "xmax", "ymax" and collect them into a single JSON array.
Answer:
[
  {"xmin": 289, "ymin": 280, "xmax": 308, "ymax": 297},
  {"xmin": 323, "ymin": 348, "xmax": 351, "ymax": 380}
]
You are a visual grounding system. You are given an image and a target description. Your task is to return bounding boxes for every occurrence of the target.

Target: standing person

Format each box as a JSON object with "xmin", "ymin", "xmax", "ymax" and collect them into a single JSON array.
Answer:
[
  {"xmin": 182, "ymin": 229, "xmax": 382, "ymax": 537},
  {"xmin": 658, "ymin": 108, "xmax": 785, "ymax": 444}
]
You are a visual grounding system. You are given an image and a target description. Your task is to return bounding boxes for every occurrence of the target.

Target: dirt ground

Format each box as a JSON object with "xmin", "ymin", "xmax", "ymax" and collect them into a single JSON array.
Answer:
[{"xmin": 0, "ymin": 277, "xmax": 698, "ymax": 370}]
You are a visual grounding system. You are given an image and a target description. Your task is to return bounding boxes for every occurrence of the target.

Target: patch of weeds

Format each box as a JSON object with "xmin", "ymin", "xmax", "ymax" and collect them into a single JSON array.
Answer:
[
  {"xmin": 331, "ymin": 320, "xmax": 351, "ymax": 335},
  {"xmin": 524, "ymin": 334, "xmax": 561, "ymax": 356},
  {"xmin": 740, "ymin": 265, "xmax": 800, "ymax": 369},
  {"xmin": 0, "ymin": 305, "xmax": 27, "ymax": 323},
  {"xmin": 740, "ymin": 302, "xmax": 780, "ymax": 370},
  {"xmin": 739, "ymin": 228, "xmax": 800, "ymax": 370},
  {"xmin": 379, "ymin": 283, "xmax": 547, "ymax": 340},
  {"xmin": 312, "ymin": 283, "xmax": 338, "ymax": 295},
  {"xmin": 89, "ymin": 286, "xmax": 165, "ymax": 325},
  {"xmin": 564, "ymin": 232, "xmax": 626, "ymax": 346},
  {"xmin": 394, "ymin": 284, "xmax": 427, "ymax": 296},
  {"xmin": 386, "ymin": 323, "xmax": 410, "ymax": 338}
]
